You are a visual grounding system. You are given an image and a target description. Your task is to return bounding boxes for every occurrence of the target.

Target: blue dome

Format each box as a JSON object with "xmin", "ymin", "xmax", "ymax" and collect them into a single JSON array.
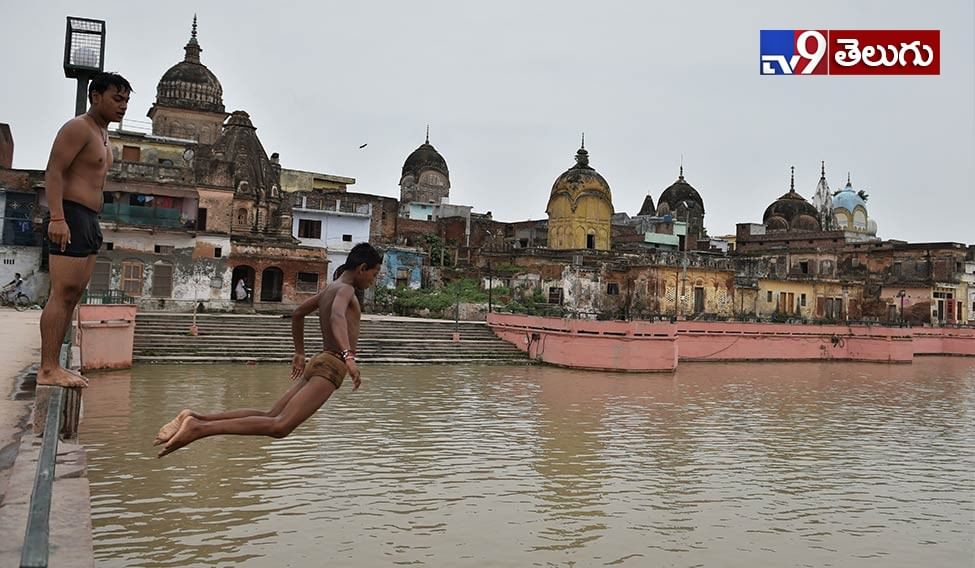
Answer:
[{"xmin": 832, "ymin": 183, "xmax": 866, "ymax": 212}]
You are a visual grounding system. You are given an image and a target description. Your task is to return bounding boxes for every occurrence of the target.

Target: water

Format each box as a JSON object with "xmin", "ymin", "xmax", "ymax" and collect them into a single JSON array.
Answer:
[{"xmin": 82, "ymin": 359, "xmax": 975, "ymax": 567}]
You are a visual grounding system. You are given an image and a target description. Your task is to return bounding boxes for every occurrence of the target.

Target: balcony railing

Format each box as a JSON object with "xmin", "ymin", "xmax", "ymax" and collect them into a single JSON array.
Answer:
[
  {"xmin": 291, "ymin": 195, "xmax": 372, "ymax": 216},
  {"xmin": 100, "ymin": 203, "xmax": 193, "ymax": 229},
  {"xmin": 109, "ymin": 161, "xmax": 194, "ymax": 184}
]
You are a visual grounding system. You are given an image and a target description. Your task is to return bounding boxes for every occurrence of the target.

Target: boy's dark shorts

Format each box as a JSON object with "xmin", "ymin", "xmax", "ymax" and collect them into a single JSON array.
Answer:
[{"xmin": 45, "ymin": 200, "xmax": 103, "ymax": 258}]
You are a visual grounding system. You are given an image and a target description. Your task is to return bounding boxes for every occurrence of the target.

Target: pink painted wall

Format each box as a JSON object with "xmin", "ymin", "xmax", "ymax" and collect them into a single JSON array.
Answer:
[
  {"xmin": 676, "ymin": 322, "xmax": 914, "ymax": 363},
  {"xmin": 912, "ymin": 327, "xmax": 975, "ymax": 356},
  {"xmin": 489, "ymin": 315, "xmax": 974, "ymax": 372},
  {"xmin": 78, "ymin": 304, "xmax": 138, "ymax": 371},
  {"xmin": 488, "ymin": 314, "xmax": 677, "ymax": 372}
]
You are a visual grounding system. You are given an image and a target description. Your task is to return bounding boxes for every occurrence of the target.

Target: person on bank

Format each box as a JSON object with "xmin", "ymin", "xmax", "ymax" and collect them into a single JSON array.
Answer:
[{"xmin": 39, "ymin": 72, "xmax": 131, "ymax": 389}]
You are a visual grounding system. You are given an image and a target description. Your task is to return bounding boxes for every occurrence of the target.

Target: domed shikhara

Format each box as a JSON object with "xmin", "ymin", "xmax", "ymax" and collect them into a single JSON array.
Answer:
[
  {"xmin": 148, "ymin": 17, "xmax": 228, "ymax": 144},
  {"xmin": 763, "ymin": 167, "xmax": 821, "ymax": 232},
  {"xmin": 831, "ymin": 173, "xmax": 875, "ymax": 234},
  {"xmin": 546, "ymin": 141, "xmax": 614, "ymax": 250},
  {"xmin": 655, "ymin": 166, "xmax": 706, "ymax": 238},
  {"xmin": 400, "ymin": 128, "xmax": 450, "ymax": 205},
  {"xmin": 155, "ymin": 16, "xmax": 224, "ymax": 113}
]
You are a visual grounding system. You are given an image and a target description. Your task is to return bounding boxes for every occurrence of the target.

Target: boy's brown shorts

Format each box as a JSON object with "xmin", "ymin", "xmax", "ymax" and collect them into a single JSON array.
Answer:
[{"xmin": 301, "ymin": 351, "xmax": 348, "ymax": 389}]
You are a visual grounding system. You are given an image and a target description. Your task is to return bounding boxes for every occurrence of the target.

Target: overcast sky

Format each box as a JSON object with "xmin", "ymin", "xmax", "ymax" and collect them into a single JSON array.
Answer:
[{"xmin": 2, "ymin": 0, "xmax": 972, "ymax": 243}]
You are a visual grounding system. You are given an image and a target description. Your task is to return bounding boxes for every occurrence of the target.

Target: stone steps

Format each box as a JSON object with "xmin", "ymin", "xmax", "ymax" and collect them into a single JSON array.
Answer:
[{"xmin": 133, "ymin": 313, "xmax": 528, "ymax": 364}]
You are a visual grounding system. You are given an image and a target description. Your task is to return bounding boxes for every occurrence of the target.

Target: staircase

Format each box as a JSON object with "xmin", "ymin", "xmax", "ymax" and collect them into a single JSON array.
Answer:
[{"xmin": 133, "ymin": 313, "xmax": 529, "ymax": 364}]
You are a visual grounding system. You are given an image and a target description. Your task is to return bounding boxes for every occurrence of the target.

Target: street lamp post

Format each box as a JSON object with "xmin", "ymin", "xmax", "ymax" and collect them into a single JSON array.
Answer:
[
  {"xmin": 63, "ymin": 17, "xmax": 106, "ymax": 116},
  {"xmin": 487, "ymin": 261, "xmax": 493, "ymax": 313},
  {"xmin": 678, "ymin": 202, "xmax": 691, "ymax": 319}
]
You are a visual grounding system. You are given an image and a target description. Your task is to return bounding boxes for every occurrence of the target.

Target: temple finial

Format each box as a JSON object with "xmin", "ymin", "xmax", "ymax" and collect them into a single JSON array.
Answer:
[
  {"xmin": 581, "ymin": 132, "xmax": 585, "ymax": 150},
  {"xmin": 790, "ymin": 165, "xmax": 795, "ymax": 191},
  {"xmin": 425, "ymin": 124, "xmax": 429, "ymax": 144},
  {"xmin": 847, "ymin": 171, "xmax": 851, "ymax": 185},
  {"xmin": 821, "ymin": 160, "xmax": 826, "ymax": 177},
  {"xmin": 680, "ymin": 154, "xmax": 684, "ymax": 180},
  {"xmin": 184, "ymin": 15, "xmax": 202, "ymax": 61}
]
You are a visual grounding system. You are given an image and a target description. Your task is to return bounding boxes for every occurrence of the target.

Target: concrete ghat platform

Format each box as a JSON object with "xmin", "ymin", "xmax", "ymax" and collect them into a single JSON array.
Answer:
[
  {"xmin": 489, "ymin": 314, "xmax": 678, "ymax": 372},
  {"xmin": 675, "ymin": 321, "xmax": 914, "ymax": 363},
  {"xmin": 488, "ymin": 314, "xmax": 975, "ymax": 371},
  {"xmin": 0, "ymin": 436, "xmax": 92, "ymax": 568}
]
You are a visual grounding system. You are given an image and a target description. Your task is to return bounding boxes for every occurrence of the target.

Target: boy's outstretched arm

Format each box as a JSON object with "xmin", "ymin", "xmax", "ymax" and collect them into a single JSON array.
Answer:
[{"xmin": 291, "ymin": 291, "xmax": 323, "ymax": 380}]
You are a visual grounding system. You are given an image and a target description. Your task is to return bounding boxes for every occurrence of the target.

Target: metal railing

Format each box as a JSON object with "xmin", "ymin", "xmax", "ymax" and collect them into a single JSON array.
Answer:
[
  {"xmin": 19, "ymin": 326, "xmax": 72, "ymax": 567},
  {"xmin": 81, "ymin": 289, "xmax": 135, "ymax": 305}
]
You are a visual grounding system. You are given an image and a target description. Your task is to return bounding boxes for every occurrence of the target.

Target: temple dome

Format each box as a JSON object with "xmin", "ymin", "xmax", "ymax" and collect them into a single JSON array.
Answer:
[
  {"xmin": 547, "ymin": 146, "xmax": 613, "ymax": 211},
  {"xmin": 763, "ymin": 167, "xmax": 821, "ymax": 232},
  {"xmin": 402, "ymin": 140, "xmax": 449, "ymax": 179},
  {"xmin": 657, "ymin": 167, "xmax": 705, "ymax": 214},
  {"xmin": 832, "ymin": 179, "xmax": 867, "ymax": 212},
  {"xmin": 155, "ymin": 17, "xmax": 225, "ymax": 113}
]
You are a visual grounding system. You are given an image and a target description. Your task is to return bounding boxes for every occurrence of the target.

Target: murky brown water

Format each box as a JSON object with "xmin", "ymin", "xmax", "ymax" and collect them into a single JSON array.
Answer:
[{"xmin": 82, "ymin": 359, "xmax": 975, "ymax": 567}]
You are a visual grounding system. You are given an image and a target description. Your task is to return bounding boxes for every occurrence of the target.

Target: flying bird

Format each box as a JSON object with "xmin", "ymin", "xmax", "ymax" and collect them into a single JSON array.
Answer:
[{"xmin": 359, "ymin": 143, "xmax": 368, "ymax": 149}]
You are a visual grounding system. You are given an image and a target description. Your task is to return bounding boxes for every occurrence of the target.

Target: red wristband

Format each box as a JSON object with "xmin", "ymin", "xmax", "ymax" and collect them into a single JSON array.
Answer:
[{"xmin": 50, "ymin": 217, "xmax": 65, "ymax": 222}]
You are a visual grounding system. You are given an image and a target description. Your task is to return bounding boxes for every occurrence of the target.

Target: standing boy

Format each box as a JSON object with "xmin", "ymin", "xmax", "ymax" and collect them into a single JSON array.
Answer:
[{"xmin": 39, "ymin": 72, "xmax": 131, "ymax": 388}]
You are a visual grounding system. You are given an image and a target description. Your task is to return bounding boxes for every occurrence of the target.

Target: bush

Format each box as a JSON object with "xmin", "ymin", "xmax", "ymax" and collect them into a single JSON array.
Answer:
[{"xmin": 377, "ymin": 278, "xmax": 489, "ymax": 315}]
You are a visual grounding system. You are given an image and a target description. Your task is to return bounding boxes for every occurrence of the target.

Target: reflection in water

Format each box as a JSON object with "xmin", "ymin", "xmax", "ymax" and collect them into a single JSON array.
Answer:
[{"xmin": 83, "ymin": 359, "xmax": 975, "ymax": 567}]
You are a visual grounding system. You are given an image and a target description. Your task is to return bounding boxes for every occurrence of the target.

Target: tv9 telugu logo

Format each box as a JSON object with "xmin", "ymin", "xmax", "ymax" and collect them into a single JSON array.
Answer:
[{"xmin": 760, "ymin": 30, "xmax": 940, "ymax": 75}]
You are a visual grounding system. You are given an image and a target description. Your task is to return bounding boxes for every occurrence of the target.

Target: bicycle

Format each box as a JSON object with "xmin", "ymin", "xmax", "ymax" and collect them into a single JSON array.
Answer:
[{"xmin": 0, "ymin": 289, "xmax": 32, "ymax": 311}]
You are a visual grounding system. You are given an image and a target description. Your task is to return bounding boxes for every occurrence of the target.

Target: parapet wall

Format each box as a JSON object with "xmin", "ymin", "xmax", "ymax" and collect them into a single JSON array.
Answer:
[{"xmin": 488, "ymin": 314, "xmax": 975, "ymax": 371}]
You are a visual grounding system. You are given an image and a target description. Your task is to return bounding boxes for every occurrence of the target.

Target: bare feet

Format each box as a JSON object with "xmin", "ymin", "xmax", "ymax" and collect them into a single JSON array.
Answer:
[
  {"xmin": 37, "ymin": 366, "xmax": 89, "ymax": 388},
  {"xmin": 157, "ymin": 417, "xmax": 203, "ymax": 458},
  {"xmin": 153, "ymin": 409, "xmax": 194, "ymax": 446}
]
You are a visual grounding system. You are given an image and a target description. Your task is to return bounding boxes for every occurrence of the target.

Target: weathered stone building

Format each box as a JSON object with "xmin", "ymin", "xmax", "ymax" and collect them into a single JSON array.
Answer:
[
  {"xmin": 399, "ymin": 130, "xmax": 450, "ymax": 215},
  {"xmin": 91, "ymin": 19, "xmax": 328, "ymax": 311}
]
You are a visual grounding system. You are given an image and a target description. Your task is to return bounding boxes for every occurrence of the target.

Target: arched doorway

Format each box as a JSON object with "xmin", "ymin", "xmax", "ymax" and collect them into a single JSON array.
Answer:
[
  {"xmin": 260, "ymin": 267, "xmax": 284, "ymax": 302},
  {"xmin": 232, "ymin": 265, "xmax": 255, "ymax": 304}
]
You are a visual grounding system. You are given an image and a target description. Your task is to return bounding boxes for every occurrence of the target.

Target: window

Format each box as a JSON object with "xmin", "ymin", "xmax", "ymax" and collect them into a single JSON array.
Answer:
[
  {"xmin": 121, "ymin": 145, "xmax": 141, "ymax": 161},
  {"xmin": 152, "ymin": 264, "xmax": 173, "ymax": 297},
  {"xmin": 196, "ymin": 207, "xmax": 208, "ymax": 231},
  {"xmin": 214, "ymin": 247, "xmax": 222, "ymax": 258},
  {"xmin": 298, "ymin": 219, "xmax": 322, "ymax": 239},
  {"xmin": 89, "ymin": 261, "xmax": 112, "ymax": 293},
  {"xmin": 2, "ymin": 258, "xmax": 13, "ymax": 265},
  {"xmin": 800, "ymin": 293, "xmax": 807, "ymax": 307},
  {"xmin": 548, "ymin": 287, "xmax": 563, "ymax": 304},
  {"xmin": 121, "ymin": 261, "xmax": 144, "ymax": 296},
  {"xmin": 799, "ymin": 261, "xmax": 809, "ymax": 274},
  {"xmin": 767, "ymin": 291, "xmax": 773, "ymax": 302},
  {"xmin": 154, "ymin": 244, "xmax": 175, "ymax": 254},
  {"xmin": 158, "ymin": 159, "xmax": 174, "ymax": 166},
  {"xmin": 104, "ymin": 242, "xmax": 114, "ymax": 251},
  {"xmin": 296, "ymin": 272, "xmax": 319, "ymax": 293},
  {"xmin": 586, "ymin": 234, "xmax": 596, "ymax": 249},
  {"xmin": 342, "ymin": 234, "xmax": 353, "ymax": 242},
  {"xmin": 395, "ymin": 267, "xmax": 410, "ymax": 288},
  {"xmin": 607, "ymin": 282, "xmax": 620, "ymax": 295}
]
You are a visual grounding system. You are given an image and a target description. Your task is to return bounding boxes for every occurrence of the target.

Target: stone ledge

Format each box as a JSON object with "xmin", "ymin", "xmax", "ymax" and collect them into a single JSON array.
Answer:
[
  {"xmin": 0, "ymin": 438, "xmax": 92, "ymax": 568},
  {"xmin": 32, "ymin": 386, "xmax": 84, "ymax": 439}
]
